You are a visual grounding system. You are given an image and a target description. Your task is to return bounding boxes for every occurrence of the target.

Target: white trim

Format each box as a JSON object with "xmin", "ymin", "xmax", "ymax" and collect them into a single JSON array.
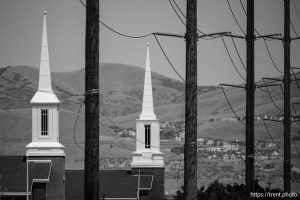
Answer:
[
  {"xmin": 99, "ymin": 198, "xmax": 137, "ymax": 200},
  {"xmin": 139, "ymin": 175, "xmax": 153, "ymax": 190},
  {"xmin": 26, "ymin": 151, "xmax": 66, "ymax": 157},
  {"xmin": 27, "ymin": 158, "xmax": 52, "ymax": 199},
  {"xmin": 26, "ymin": 141, "xmax": 65, "ymax": 157},
  {"xmin": 27, "ymin": 160, "xmax": 52, "ymax": 163},
  {"xmin": 32, "ymin": 178, "xmax": 49, "ymax": 183},
  {"xmin": 0, "ymin": 192, "xmax": 31, "ymax": 196},
  {"xmin": 130, "ymin": 163, "xmax": 164, "ymax": 168}
]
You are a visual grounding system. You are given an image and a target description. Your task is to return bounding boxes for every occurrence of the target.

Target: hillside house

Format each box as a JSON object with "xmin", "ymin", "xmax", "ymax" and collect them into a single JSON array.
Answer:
[
  {"xmin": 230, "ymin": 154, "xmax": 237, "ymax": 160},
  {"xmin": 222, "ymin": 142, "xmax": 232, "ymax": 151},
  {"xmin": 223, "ymin": 154, "xmax": 229, "ymax": 160},
  {"xmin": 206, "ymin": 139, "xmax": 215, "ymax": 145},
  {"xmin": 256, "ymin": 116, "xmax": 262, "ymax": 120},
  {"xmin": 206, "ymin": 146, "xmax": 222, "ymax": 152},
  {"xmin": 197, "ymin": 137, "xmax": 206, "ymax": 145},
  {"xmin": 231, "ymin": 140, "xmax": 239, "ymax": 151},
  {"xmin": 118, "ymin": 129, "xmax": 136, "ymax": 137}
]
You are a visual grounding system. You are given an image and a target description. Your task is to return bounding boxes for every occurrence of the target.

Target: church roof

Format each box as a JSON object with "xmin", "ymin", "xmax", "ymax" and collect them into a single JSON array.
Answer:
[
  {"xmin": 0, "ymin": 156, "xmax": 26, "ymax": 194},
  {"xmin": 30, "ymin": 90, "xmax": 60, "ymax": 104}
]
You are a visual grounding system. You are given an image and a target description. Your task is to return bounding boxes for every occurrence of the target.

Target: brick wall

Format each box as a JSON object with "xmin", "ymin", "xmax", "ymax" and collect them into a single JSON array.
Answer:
[
  {"xmin": 28, "ymin": 156, "xmax": 65, "ymax": 200},
  {"xmin": 132, "ymin": 168, "xmax": 165, "ymax": 200}
]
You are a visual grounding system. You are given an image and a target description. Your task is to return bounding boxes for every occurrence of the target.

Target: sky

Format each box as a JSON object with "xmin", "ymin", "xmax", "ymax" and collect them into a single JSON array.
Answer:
[{"xmin": 0, "ymin": 0, "xmax": 299, "ymax": 85}]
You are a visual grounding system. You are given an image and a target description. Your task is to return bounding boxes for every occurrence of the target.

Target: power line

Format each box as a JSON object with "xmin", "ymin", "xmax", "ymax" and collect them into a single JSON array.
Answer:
[
  {"xmin": 0, "ymin": 66, "xmax": 102, "ymax": 99},
  {"xmin": 292, "ymin": 138, "xmax": 300, "ymax": 158},
  {"xmin": 292, "ymin": 0, "xmax": 300, "ymax": 19},
  {"xmin": 168, "ymin": 0, "xmax": 187, "ymax": 30},
  {"xmin": 226, "ymin": 0, "xmax": 246, "ymax": 35},
  {"xmin": 171, "ymin": 0, "xmax": 187, "ymax": 25},
  {"xmin": 170, "ymin": 0, "xmax": 188, "ymax": 22},
  {"xmin": 230, "ymin": 36, "xmax": 246, "ymax": 71},
  {"xmin": 261, "ymin": 119, "xmax": 278, "ymax": 147},
  {"xmin": 169, "ymin": 0, "xmax": 224, "ymax": 40},
  {"xmin": 239, "ymin": 0, "xmax": 284, "ymax": 74},
  {"xmin": 0, "ymin": 74, "xmax": 82, "ymax": 99},
  {"xmin": 290, "ymin": 20, "xmax": 300, "ymax": 38},
  {"xmin": 220, "ymin": 84, "xmax": 281, "ymax": 152},
  {"xmin": 263, "ymin": 39, "xmax": 284, "ymax": 74},
  {"xmin": 153, "ymin": 34, "xmax": 185, "ymax": 83},
  {"xmin": 262, "ymin": 78, "xmax": 283, "ymax": 112},
  {"xmin": 78, "ymin": 0, "xmax": 152, "ymax": 39},
  {"xmin": 78, "ymin": 0, "xmax": 186, "ymax": 84},
  {"xmin": 221, "ymin": 36, "xmax": 275, "ymax": 95},
  {"xmin": 100, "ymin": 19, "xmax": 153, "ymax": 39},
  {"xmin": 73, "ymin": 101, "xmax": 85, "ymax": 150},
  {"xmin": 239, "ymin": 0, "xmax": 247, "ymax": 15},
  {"xmin": 221, "ymin": 36, "xmax": 246, "ymax": 82},
  {"xmin": 98, "ymin": 110, "xmax": 161, "ymax": 149},
  {"xmin": 170, "ymin": 0, "xmax": 206, "ymax": 36},
  {"xmin": 220, "ymin": 85, "xmax": 245, "ymax": 125},
  {"xmin": 291, "ymin": 67, "xmax": 300, "ymax": 89},
  {"xmin": 291, "ymin": 103, "xmax": 300, "ymax": 128},
  {"xmin": 99, "ymin": 110, "xmax": 122, "ymax": 130}
]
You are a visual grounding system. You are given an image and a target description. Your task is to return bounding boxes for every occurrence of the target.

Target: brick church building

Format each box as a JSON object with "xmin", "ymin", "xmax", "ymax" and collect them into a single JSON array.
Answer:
[{"xmin": 0, "ymin": 11, "xmax": 164, "ymax": 200}]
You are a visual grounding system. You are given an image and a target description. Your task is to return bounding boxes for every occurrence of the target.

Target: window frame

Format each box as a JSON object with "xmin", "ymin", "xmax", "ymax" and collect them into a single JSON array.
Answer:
[
  {"xmin": 144, "ymin": 124, "xmax": 151, "ymax": 149},
  {"xmin": 40, "ymin": 109, "xmax": 49, "ymax": 137}
]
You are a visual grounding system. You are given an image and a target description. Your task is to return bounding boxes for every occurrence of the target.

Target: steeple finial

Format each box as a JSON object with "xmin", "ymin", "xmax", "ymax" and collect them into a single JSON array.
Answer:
[
  {"xmin": 139, "ymin": 43, "xmax": 156, "ymax": 120},
  {"xmin": 38, "ymin": 11, "xmax": 52, "ymax": 91}
]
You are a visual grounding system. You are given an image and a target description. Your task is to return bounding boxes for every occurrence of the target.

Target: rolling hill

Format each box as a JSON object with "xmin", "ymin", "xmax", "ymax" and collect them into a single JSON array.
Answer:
[{"xmin": 1, "ymin": 63, "xmax": 300, "ymax": 163}]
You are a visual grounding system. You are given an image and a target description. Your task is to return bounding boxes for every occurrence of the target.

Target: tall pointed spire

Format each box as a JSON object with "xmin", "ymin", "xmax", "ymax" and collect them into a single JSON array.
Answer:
[
  {"xmin": 139, "ymin": 43, "xmax": 156, "ymax": 120},
  {"xmin": 131, "ymin": 43, "xmax": 163, "ymax": 168},
  {"xmin": 26, "ymin": 10, "xmax": 64, "ymax": 157},
  {"xmin": 30, "ymin": 11, "xmax": 59, "ymax": 104},
  {"xmin": 38, "ymin": 11, "xmax": 52, "ymax": 91}
]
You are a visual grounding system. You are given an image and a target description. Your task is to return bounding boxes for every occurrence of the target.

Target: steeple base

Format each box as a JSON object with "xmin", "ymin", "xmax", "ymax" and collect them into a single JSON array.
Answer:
[
  {"xmin": 131, "ymin": 151, "xmax": 164, "ymax": 168},
  {"xmin": 26, "ymin": 142, "xmax": 65, "ymax": 157}
]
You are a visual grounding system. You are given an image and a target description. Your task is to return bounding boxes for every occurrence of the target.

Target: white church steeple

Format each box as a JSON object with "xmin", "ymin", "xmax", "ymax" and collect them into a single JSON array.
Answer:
[
  {"xmin": 131, "ymin": 43, "xmax": 164, "ymax": 168},
  {"xmin": 38, "ymin": 10, "xmax": 52, "ymax": 91},
  {"xmin": 26, "ymin": 11, "xmax": 65, "ymax": 157},
  {"xmin": 30, "ymin": 11, "xmax": 60, "ymax": 104},
  {"xmin": 139, "ymin": 43, "xmax": 156, "ymax": 120}
]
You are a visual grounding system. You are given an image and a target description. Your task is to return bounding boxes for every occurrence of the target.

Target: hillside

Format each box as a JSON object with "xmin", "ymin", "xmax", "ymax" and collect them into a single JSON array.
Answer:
[
  {"xmin": 0, "ymin": 64, "xmax": 216, "ymax": 114},
  {"xmin": 0, "ymin": 63, "xmax": 217, "ymax": 162},
  {"xmin": 1, "ymin": 63, "xmax": 300, "ymax": 160}
]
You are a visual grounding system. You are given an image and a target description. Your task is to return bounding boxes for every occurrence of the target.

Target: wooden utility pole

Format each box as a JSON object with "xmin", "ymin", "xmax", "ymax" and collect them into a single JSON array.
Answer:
[
  {"xmin": 184, "ymin": 0, "xmax": 197, "ymax": 199},
  {"xmin": 84, "ymin": 0, "xmax": 99, "ymax": 200},
  {"xmin": 246, "ymin": 0, "xmax": 255, "ymax": 197},
  {"xmin": 283, "ymin": 0, "xmax": 291, "ymax": 193}
]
